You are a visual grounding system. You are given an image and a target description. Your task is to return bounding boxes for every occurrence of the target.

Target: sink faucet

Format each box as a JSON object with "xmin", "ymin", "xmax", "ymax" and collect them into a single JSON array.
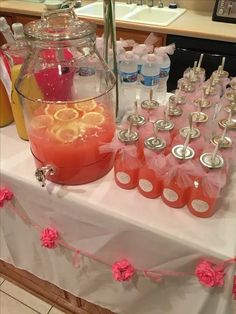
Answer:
[
  {"xmin": 157, "ymin": 0, "xmax": 164, "ymax": 7},
  {"xmin": 147, "ymin": 0, "xmax": 154, "ymax": 7},
  {"xmin": 136, "ymin": 0, "xmax": 143, "ymax": 5}
]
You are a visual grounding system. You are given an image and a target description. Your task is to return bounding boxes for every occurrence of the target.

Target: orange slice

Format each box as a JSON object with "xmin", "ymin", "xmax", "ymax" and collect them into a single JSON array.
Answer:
[
  {"xmin": 53, "ymin": 121, "xmax": 86, "ymax": 143},
  {"xmin": 54, "ymin": 108, "xmax": 79, "ymax": 122},
  {"xmin": 81, "ymin": 112, "xmax": 105, "ymax": 127},
  {"xmin": 75, "ymin": 100, "xmax": 97, "ymax": 112},
  {"xmin": 31, "ymin": 115, "xmax": 54, "ymax": 129},
  {"xmin": 44, "ymin": 104, "xmax": 66, "ymax": 115}
]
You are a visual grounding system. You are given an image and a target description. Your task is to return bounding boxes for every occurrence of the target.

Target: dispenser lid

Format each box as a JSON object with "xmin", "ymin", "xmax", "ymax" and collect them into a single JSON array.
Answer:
[{"xmin": 24, "ymin": 8, "xmax": 96, "ymax": 41}]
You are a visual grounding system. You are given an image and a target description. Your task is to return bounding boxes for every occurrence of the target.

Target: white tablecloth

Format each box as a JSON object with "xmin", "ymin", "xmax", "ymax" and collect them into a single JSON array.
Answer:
[{"xmin": 0, "ymin": 124, "xmax": 236, "ymax": 314}]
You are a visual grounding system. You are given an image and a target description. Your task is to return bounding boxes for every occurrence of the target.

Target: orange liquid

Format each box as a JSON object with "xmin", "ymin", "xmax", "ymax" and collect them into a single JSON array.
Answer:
[
  {"xmin": 0, "ymin": 80, "xmax": 13, "ymax": 127},
  {"xmin": 28, "ymin": 102, "xmax": 115, "ymax": 185}
]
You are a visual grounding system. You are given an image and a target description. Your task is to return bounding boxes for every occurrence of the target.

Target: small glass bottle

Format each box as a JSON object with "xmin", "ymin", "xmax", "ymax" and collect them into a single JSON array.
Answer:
[
  {"xmin": 138, "ymin": 125, "xmax": 166, "ymax": 198},
  {"xmin": 114, "ymin": 123, "xmax": 141, "ymax": 190},
  {"xmin": 162, "ymin": 132, "xmax": 195, "ymax": 208},
  {"xmin": 187, "ymin": 143, "xmax": 226, "ymax": 218}
]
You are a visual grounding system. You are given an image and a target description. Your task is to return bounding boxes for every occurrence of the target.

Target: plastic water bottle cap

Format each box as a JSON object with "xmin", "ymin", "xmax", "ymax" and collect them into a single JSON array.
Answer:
[
  {"xmin": 12, "ymin": 23, "xmax": 25, "ymax": 40},
  {"xmin": 0, "ymin": 17, "xmax": 10, "ymax": 32},
  {"xmin": 125, "ymin": 51, "xmax": 134, "ymax": 59},
  {"xmin": 147, "ymin": 54, "xmax": 157, "ymax": 62}
]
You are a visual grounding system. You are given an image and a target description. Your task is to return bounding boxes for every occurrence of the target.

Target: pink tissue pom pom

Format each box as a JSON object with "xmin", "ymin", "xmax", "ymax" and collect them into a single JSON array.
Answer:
[
  {"xmin": 0, "ymin": 188, "xmax": 13, "ymax": 207},
  {"xmin": 112, "ymin": 259, "xmax": 135, "ymax": 282},
  {"xmin": 40, "ymin": 227, "xmax": 59, "ymax": 249},
  {"xmin": 195, "ymin": 260, "xmax": 225, "ymax": 288},
  {"xmin": 233, "ymin": 276, "xmax": 236, "ymax": 300}
]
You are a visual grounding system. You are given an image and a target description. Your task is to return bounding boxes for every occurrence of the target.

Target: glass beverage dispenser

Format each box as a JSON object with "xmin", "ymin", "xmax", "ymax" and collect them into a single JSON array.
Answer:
[{"xmin": 15, "ymin": 8, "xmax": 116, "ymax": 186}]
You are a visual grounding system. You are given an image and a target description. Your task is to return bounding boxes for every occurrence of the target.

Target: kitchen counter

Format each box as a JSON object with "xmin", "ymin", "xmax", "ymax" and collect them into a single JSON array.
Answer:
[{"xmin": 0, "ymin": 1, "xmax": 236, "ymax": 43}]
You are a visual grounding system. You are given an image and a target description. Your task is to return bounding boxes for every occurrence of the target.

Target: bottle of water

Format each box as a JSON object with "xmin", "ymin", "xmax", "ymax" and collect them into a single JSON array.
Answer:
[
  {"xmin": 118, "ymin": 51, "xmax": 138, "ymax": 119},
  {"xmin": 119, "ymin": 51, "xmax": 138, "ymax": 84},
  {"xmin": 154, "ymin": 44, "xmax": 175, "ymax": 102},
  {"xmin": 132, "ymin": 44, "xmax": 148, "ymax": 73},
  {"xmin": 140, "ymin": 53, "xmax": 160, "ymax": 101}
]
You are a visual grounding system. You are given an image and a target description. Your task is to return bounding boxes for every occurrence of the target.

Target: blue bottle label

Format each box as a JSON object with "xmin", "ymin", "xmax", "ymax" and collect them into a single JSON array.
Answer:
[
  {"xmin": 160, "ymin": 66, "xmax": 170, "ymax": 78},
  {"xmin": 140, "ymin": 74, "xmax": 159, "ymax": 87},
  {"xmin": 120, "ymin": 71, "xmax": 138, "ymax": 83}
]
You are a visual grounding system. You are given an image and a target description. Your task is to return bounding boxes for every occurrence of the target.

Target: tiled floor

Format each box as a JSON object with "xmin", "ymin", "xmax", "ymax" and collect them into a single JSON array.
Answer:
[
  {"xmin": 1, "ymin": 275, "xmax": 235, "ymax": 314},
  {"xmin": 0, "ymin": 276, "xmax": 65, "ymax": 314}
]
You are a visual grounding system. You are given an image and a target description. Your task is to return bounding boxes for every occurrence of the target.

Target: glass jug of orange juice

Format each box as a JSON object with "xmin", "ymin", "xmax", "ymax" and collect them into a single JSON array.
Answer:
[
  {"xmin": 1, "ymin": 42, "xmax": 30, "ymax": 139},
  {"xmin": 0, "ymin": 54, "xmax": 13, "ymax": 127},
  {"xmin": 15, "ymin": 8, "xmax": 116, "ymax": 186}
]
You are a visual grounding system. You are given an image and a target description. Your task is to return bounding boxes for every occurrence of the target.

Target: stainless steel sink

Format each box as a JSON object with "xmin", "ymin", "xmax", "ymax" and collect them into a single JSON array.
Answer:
[{"xmin": 75, "ymin": 2, "xmax": 186, "ymax": 26}]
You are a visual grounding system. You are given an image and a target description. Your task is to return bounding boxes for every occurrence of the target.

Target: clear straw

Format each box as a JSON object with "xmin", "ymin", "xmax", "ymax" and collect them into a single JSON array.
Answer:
[
  {"xmin": 182, "ymin": 131, "xmax": 191, "ymax": 157},
  {"xmin": 211, "ymin": 141, "xmax": 220, "ymax": 164},
  {"xmin": 197, "ymin": 53, "xmax": 204, "ymax": 70}
]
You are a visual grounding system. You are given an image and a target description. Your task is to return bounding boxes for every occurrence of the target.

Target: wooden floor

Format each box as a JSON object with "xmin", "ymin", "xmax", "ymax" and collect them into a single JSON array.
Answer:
[{"xmin": 0, "ymin": 260, "xmax": 114, "ymax": 314}]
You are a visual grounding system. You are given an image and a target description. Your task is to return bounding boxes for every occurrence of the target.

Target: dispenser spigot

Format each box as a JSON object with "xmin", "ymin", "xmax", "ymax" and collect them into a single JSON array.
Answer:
[{"xmin": 35, "ymin": 165, "xmax": 55, "ymax": 187}]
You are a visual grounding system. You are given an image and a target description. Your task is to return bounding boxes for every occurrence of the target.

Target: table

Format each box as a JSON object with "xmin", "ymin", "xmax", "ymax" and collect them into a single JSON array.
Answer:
[{"xmin": 0, "ymin": 124, "xmax": 236, "ymax": 314}]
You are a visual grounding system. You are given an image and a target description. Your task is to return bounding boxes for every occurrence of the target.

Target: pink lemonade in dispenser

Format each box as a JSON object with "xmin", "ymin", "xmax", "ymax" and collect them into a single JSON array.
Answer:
[
  {"xmin": 28, "ymin": 100, "xmax": 115, "ymax": 184},
  {"xmin": 15, "ymin": 9, "xmax": 117, "ymax": 185}
]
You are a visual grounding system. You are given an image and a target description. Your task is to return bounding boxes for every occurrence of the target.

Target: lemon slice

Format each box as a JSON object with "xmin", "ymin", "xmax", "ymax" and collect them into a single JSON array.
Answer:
[
  {"xmin": 93, "ymin": 105, "xmax": 105, "ymax": 113},
  {"xmin": 31, "ymin": 115, "xmax": 54, "ymax": 129},
  {"xmin": 54, "ymin": 108, "xmax": 79, "ymax": 122},
  {"xmin": 75, "ymin": 100, "xmax": 97, "ymax": 112},
  {"xmin": 44, "ymin": 104, "xmax": 66, "ymax": 115},
  {"xmin": 81, "ymin": 112, "xmax": 105, "ymax": 127},
  {"xmin": 53, "ymin": 121, "xmax": 86, "ymax": 143}
]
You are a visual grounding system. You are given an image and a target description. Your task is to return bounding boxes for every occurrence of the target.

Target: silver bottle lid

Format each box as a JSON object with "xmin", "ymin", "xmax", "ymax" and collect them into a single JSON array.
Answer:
[
  {"xmin": 168, "ymin": 106, "xmax": 183, "ymax": 117},
  {"xmin": 216, "ymin": 70, "xmax": 229, "ymax": 79},
  {"xmin": 194, "ymin": 98, "xmax": 211, "ymax": 109},
  {"xmin": 144, "ymin": 136, "xmax": 166, "ymax": 151},
  {"xmin": 224, "ymin": 103, "xmax": 236, "ymax": 114},
  {"xmin": 191, "ymin": 111, "xmax": 208, "ymax": 123},
  {"xmin": 154, "ymin": 119, "xmax": 174, "ymax": 131},
  {"xmin": 172, "ymin": 145, "xmax": 195, "ymax": 160},
  {"xmin": 230, "ymin": 81, "xmax": 236, "ymax": 90},
  {"xmin": 218, "ymin": 118, "xmax": 236, "ymax": 130},
  {"xmin": 200, "ymin": 153, "xmax": 224, "ymax": 169},
  {"xmin": 204, "ymin": 86, "xmax": 217, "ymax": 96},
  {"xmin": 182, "ymin": 82, "xmax": 195, "ymax": 93},
  {"xmin": 127, "ymin": 114, "xmax": 147, "ymax": 127},
  {"xmin": 118, "ymin": 129, "xmax": 139, "ymax": 144},
  {"xmin": 225, "ymin": 91, "xmax": 236, "ymax": 101},
  {"xmin": 141, "ymin": 99, "xmax": 159, "ymax": 111},
  {"xmin": 179, "ymin": 126, "xmax": 200, "ymax": 139},
  {"xmin": 211, "ymin": 135, "xmax": 232, "ymax": 149},
  {"xmin": 169, "ymin": 94, "xmax": 186, "ymax": 106}
]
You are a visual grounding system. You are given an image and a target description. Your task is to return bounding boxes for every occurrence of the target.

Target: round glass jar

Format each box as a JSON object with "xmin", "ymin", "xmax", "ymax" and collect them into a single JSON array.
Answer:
[{"xmin": 15, "ymin": 8, "xmax": 116, "ymax": 185}]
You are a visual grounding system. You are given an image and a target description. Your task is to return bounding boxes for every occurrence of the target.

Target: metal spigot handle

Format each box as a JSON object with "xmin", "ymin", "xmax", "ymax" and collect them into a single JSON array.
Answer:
[{"xmin": 35, "ymin": 165, "xmax": 55, "ymax": 188}]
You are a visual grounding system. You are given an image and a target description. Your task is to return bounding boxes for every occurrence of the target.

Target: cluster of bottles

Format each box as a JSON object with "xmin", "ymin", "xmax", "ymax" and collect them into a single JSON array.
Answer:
[
  {"xmin": 109, "ymin": 55, "xmax": 236, "ymax": 218},
  {"xmin": 0, "ymin": 17, "xmax": 29, "ymax": 140},
  {"xmin": 95, "ymin": 34, "xmax": 175, "ymax": 120}
]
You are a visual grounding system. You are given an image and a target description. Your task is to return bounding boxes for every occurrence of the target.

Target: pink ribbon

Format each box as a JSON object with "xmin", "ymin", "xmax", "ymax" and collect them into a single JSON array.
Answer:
[
  {"xmin": 201, "ymin": 170, "xmax": 227, "ymax": 199},
  {"xmin": 99, "ymin": 137, "xmax": 138, "ymax": 159},
  {"xmin": 144, "ymin": 151, "xmax": 167, "ymax": 176},
  {"xmin": 164, "ymin": 155, "xmax": 201, "ymax": 189}
]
